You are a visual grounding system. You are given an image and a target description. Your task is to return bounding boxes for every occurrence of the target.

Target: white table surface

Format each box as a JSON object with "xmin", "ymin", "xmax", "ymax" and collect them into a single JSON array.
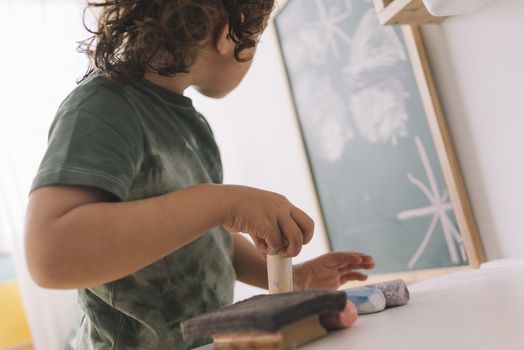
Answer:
[{"xmin": 195, "ymin": 263, "xmax": 524, "ymax": 350}]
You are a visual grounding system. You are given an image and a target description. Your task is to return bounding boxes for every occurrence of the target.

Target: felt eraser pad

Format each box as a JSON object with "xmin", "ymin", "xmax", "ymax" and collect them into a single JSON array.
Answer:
[{"xmin": 180, "ymin": 289, "xmax": 346, "ymax": 342}]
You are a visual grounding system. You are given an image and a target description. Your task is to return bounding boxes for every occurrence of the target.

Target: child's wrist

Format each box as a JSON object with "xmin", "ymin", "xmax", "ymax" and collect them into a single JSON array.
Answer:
[
  {"xmin": 215, "ymin": 184, "xmax": 244, "ymax": 231},
  {"xmin": 292, "ymin": 263, "xmax": 308, "ymax": 291},
  {"xmin": 186, "ymin": 183, "xmax": 231, "ymax": 229}
]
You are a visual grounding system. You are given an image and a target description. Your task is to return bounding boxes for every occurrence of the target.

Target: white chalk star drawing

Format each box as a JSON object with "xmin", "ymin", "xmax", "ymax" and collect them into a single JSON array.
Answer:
[
  {"xmin": 313, "ymin": 0, "xmax": 353, "ymax": 59},
  {"xmin": 397, "ymin": 137, "xmax": 468, "ymax": 269}
]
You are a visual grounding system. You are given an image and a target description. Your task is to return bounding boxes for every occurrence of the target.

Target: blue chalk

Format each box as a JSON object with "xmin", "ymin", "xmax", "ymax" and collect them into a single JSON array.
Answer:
[{"xmin": 344, "ymin": 287, "xmax": 386, "ymax": 314}]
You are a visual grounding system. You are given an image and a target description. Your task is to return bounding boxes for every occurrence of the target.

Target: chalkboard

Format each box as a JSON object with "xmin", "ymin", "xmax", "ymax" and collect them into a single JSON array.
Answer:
[{"xmin": 275, "ymin": 0, "xmax": 483, "ymax": 276}]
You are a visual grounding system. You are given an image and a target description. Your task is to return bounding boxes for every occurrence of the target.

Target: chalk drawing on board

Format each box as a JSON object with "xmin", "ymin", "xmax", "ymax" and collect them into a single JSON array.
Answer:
[
  {"xmin": 312, "ymin": 0, "xmax": 353, "ymax": 59},
  {"xmin": 397, "ymin": 137, "xmax": 468, "ymax": 269},
  {"xmin": 349, "ymin": 80, "xmax": 409, "ymax": 145},
  {"xmin": 345, "ymin": 9, "xmax": 406, "ymax": 77},
  {"xmin": 276, "ymin": 0, "xmax": 483, "ymax": 277},
  {"xmin": 344, "ymin": 9, "xmax": 410, "ymax": 146},
  {"xmin": 295, "ymin": 74, "xmax": 354, "ymax": 162},
  {"xmin": 280, "ymin": 0, "xmax": 365, "ymax": 67},
  {"xmin": 291, "ymin": 17, "xmax": 331, "ymax": 66},
  {"xmin": 282, "ymin": 0, "xmax": 353, "ymax": 67}
]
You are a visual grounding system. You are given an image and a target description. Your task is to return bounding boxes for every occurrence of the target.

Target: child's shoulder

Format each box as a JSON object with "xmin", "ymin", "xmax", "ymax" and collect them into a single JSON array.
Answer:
[
  {"xmin": 52, "ymin": 72, "xmax": 142, "ymax": 136},
  {"xmin": 68, "ymin": 72, "xmax": 129, "ymax": 106},
  {"xmin": 59, "ymin": 72, "xmax": 135, "ymax": 118}
]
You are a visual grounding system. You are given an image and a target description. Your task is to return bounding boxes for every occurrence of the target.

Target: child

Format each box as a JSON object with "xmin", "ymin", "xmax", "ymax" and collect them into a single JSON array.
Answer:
[{"xmin": 25, "ymin": 1, "xmax": 375, "ymax": 349}]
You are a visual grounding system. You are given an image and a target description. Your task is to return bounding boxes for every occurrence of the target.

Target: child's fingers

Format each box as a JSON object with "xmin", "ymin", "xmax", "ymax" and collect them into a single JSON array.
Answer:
[
  {"xmin": 338, "ymin": 262, "xmax": 373, "ymax": 275},
  {"xmin": 341, "ymin": 252, "xmax": 375, "ymax": 268},
  {"xmin": 341, "ymin": 271, "xmax": 368, "ymax": 283},
  {"xmin": 264, "ymin": 225, "xmax": 285, "ymax": 255},
  {"xmin": 325, "ymin": 252, "xmax": 364, "ymax": 268},
  {"xmin": 253, "ymin": 236, "xmax": 268, "ymax": 254},
  {"xmin": 362, "ymin": 261, "xmax": 375, "ymax": 269},
  {"xmin": 360, "ymin": 254, "xmax": 374, "ymax": 264},
  {"xmin": 290, "ymin": 206, "xmax": 314, "ymax": 244},
  {"xmin": 278, "ymin": 216, "xmax": 303, "ymax": 257}
]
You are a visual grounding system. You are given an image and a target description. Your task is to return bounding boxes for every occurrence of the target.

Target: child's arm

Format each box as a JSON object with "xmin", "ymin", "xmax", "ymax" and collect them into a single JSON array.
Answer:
[{"xmin": 25, "ymin": 184, "xmax": 313, "ymax": 289}]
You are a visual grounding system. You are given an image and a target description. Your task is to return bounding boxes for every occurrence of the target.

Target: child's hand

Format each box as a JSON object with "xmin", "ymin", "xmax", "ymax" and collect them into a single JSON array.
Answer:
[
  {"xmin": 222, "ymin": 185, "xmax": 314, "ymax": 258},
  {"xmin": 293, "ymin": 252, "xmax": 375, "ymax": 290}
]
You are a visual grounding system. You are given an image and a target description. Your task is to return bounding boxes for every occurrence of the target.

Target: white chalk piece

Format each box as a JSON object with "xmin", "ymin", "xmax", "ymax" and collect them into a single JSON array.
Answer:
[
  {"xmin": 267, "ymin": 254, "xmax": 293, "ymax": 294},
  {"xmin": 344, "ymin": 287, "xmax": 386, "ymax": 314},
  {"xmin": 365, "ymin": 279, "xmax": 410, "ymax": 307}
]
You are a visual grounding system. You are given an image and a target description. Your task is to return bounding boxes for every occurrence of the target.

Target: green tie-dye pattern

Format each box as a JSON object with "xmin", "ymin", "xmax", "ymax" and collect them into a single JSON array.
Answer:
[
  {"xmin": 77, "ymin": 229, "xmax": 234, "ymax": 349},
  {"xmin": 32, "ymin": 74, "xmax": 236, "ymax": 349}
]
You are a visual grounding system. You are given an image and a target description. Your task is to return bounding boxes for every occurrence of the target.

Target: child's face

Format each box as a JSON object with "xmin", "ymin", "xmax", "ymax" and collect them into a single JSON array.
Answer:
[
  {"xmin": 194, "ymin": 25, "xmax": 264, "ymax": 99},
  {"xmin": 197, "ymin": 46, "xmax": 256, "ymax": 99}
]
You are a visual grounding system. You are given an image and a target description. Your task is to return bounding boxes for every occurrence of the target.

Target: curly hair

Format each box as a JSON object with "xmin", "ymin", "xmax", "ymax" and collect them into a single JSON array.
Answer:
[{"xmin": 79, "ymin": 0, "xmax": 275, "ymax": 84}]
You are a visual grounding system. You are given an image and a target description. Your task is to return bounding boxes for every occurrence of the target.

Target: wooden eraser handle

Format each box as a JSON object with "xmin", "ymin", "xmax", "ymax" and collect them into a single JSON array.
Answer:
[{"xmin": 267, "ymin": 254, "xmax": 293, "ymax": 294}]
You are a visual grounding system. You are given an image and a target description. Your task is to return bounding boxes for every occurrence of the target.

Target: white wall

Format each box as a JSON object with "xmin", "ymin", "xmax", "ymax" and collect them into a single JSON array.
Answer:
[
  {"xmin": 189, "ymin": 0, "xmax": 524, "ymax": 299},
  {"xmin": 421, "ymin": 0, "xmax": 524, "ymax": 260}
]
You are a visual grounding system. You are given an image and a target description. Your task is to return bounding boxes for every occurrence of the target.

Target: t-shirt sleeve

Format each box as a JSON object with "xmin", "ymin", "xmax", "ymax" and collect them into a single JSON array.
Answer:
[{"xmin": 31, "ymin": 84, "xmax": 142, "ymax": 201}]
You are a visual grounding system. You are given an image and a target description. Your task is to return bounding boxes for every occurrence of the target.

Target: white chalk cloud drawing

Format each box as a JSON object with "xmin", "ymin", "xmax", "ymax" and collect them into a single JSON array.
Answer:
[
  {"xmin": 295, "ymin": 75, "xmax": 354, "ymax": 163},
  {"xmin": 397, "ymin": 137, "xmax": 468, "ymax": 269},
  {"xmin": 344, "ymin": 9, "xmax": 410, "ymax": 146},
  {"xmin": 350, "ymin": 80, "xmax": 409, "ymax": 145}
]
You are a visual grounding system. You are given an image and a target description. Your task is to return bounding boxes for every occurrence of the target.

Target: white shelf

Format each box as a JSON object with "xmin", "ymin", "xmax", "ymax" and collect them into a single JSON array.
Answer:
[{"xmin": 373, "ymin": 0, "xmax": 446, "ymax": 25}]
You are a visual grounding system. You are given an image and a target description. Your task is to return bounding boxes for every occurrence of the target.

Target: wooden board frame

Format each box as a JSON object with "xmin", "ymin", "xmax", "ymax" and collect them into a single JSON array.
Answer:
[
  {"xmin": 273, "ymin": 1, "xmax": 486, "ymax": 285},
  {"xmin": 400, "ymin": 25, "xmax": 486, "ymax": 268}
]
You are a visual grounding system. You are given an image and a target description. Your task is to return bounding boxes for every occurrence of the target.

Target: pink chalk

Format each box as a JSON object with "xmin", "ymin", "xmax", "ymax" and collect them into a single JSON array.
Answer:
[{"xmin": 319, "ymin": 301, "xmax": 358, "ymax": 330}]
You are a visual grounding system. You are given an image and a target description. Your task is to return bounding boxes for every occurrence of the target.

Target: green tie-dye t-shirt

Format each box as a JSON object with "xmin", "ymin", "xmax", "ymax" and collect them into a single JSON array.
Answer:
[{"xmin": 31, "ymin": 73, "xmax": 236, "ymax": 349}]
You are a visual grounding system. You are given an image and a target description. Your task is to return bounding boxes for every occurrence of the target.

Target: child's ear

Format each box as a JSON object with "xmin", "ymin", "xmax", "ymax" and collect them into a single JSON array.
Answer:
[{"xmin": 214, "ymin": 23, "xmax": 234, "ymax": 56}]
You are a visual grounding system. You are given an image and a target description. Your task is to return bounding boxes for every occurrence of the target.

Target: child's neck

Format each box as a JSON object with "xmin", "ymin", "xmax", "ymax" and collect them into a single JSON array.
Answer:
[{"xmin": 144, "ymin": 71, "xmax": 194, "ymax": 95}]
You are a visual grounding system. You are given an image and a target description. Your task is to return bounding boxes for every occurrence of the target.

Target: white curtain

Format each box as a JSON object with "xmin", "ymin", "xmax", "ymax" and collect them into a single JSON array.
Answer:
[{"xmin": 0, "ymin": 1, "xmax": 90, "ymax": 349}]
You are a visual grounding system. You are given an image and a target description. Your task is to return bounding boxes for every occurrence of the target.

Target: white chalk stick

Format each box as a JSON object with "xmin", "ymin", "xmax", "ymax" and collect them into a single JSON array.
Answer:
[{"xmin": 267, "ymin": 254, "xmax": 293, "ymax": 294}]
